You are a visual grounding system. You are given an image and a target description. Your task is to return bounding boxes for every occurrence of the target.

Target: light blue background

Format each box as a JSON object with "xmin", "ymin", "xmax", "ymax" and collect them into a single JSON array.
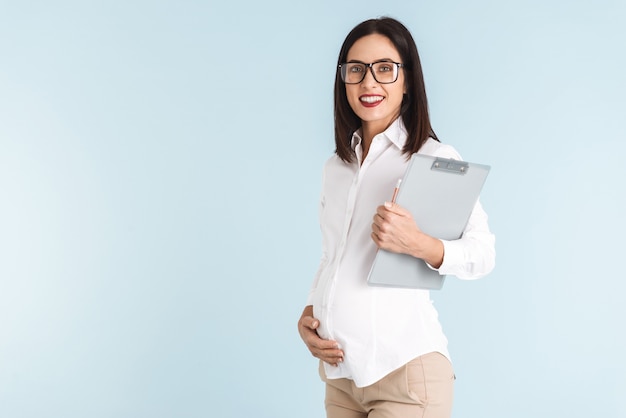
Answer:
[{"xmin": 1, "ymin": 1, "xmax": 625, "ymax": 417}]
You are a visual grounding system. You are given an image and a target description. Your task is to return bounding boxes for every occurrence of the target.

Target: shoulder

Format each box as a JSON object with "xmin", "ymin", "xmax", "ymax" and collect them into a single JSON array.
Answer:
[
  {"xmin": 418, "ymin": 138, "xmax": 463, "ymax": 160},
  {"xmin": 323, "ymin": 154, "xmax": 344, "ymax": 170}
]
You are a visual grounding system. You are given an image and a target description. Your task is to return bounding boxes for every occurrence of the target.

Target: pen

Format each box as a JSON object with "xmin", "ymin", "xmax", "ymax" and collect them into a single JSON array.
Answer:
[{"xmin": 391, "ymin": 178, "xmax": 402, "ymax": 203}]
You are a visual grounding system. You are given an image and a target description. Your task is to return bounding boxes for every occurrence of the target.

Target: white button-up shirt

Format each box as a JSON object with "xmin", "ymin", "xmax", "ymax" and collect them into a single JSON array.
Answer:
[{"xmin": 307, "ymin": 118, "xmax": 495, "ymax": 388}]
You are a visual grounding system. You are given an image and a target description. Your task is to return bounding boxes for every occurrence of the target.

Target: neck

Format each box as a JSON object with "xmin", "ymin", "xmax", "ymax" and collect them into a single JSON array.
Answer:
[{"xmin": 360, "ymin": 117, "xmax": 398, "ymax": 160}]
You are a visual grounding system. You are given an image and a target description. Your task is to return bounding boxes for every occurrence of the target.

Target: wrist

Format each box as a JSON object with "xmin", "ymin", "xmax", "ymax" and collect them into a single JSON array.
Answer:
[{"xmin": 411, "ymin": 234, "xmax": 444, "ymax": 268}]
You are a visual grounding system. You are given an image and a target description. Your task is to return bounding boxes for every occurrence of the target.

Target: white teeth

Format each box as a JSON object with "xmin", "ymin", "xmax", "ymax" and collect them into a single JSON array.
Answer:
[{"xmin": 360, "ymin": 96, "xmax": 383, "ymax": 103}]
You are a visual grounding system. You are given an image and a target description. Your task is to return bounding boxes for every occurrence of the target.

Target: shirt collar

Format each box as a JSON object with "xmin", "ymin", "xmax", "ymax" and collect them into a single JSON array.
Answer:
[{"xmin": 350, "ymin": 117, "xmax": 408, "ymax": 151}]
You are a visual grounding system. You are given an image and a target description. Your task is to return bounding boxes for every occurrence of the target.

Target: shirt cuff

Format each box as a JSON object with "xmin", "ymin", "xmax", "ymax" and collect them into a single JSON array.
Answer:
[{"xmin": 435, "ymin": 239, "xmax": 465, "ymax": 274}]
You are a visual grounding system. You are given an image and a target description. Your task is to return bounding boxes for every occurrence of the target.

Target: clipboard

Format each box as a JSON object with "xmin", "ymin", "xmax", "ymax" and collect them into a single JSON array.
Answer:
[{"xmin": 367, "ymin": 154, "xmax": 490, "ymax": 290}]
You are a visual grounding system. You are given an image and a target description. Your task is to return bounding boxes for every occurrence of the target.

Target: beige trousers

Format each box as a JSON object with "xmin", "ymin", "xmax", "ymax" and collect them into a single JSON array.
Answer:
[{"xmin": 320, "ymin": 352, "xmax": 455, "ymax": 418}]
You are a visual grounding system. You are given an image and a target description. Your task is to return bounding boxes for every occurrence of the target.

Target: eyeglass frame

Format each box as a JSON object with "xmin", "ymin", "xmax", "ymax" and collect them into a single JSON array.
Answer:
[{"xmin": 338, "ymin": 60, "xmax": 405, "ymax": 84}]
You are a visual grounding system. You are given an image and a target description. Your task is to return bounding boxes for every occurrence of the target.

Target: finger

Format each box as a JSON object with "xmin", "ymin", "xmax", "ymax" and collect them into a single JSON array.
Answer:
[
  {"xmin": 371, "ymin": 231, "xmax": 382, "ymax": 248},
  {"xmin": 312, "ymin": 347, "xmax": 345, "ymax": 365},
  {"xmin": 320, "ymin": 353, "xmax": 344, "ymax": 366},
  {"xmin": 375, "ymin": 205, "xmax": 388, "ymax": 219},
  {"xmin": 372, "ymin": 217, "xmax": 386, "ymax": 235},
  {"xmin": 312, "ymin": 345, "xmax": 344, "ymax": 357},
  {"xmin": 299, "ymin": 325, "xmax": 337, "ymax": 348},
  {"xmin": 306, "ymin": 337, "xmax": 344, "ymax": 361},
  {"xmin": 301, "ymin": 315, "xmax": 319, "ymax": 330},
  {"xmin": 307, "ymin": 335, "xmax": 340, "ymax": 350},
  {"xmin": 373, "ymin": 218, "xmax": 392, "ymax": 237},
  {"xmin": 377, "ymin": 206, "xmax": 401, "ymax": 226},
  {"xmin": 384, "ymin": 201, "xmax": 410, "ymax": 216}
]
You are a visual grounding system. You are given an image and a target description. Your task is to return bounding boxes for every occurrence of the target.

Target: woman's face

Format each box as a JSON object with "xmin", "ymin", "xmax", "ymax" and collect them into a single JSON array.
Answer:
[{"xmin": 345, "ymin": 34, "xmax": 406, "ymax": 134}]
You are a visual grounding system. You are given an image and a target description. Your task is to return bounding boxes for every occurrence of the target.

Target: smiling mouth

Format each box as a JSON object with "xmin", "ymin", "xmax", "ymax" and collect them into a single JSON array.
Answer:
[{"xmin": 360, "ymin": 95, "xmax": 384, "ymax": 104}]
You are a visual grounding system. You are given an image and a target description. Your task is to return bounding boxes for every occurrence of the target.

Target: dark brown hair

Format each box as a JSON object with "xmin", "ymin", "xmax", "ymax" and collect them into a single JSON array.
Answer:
[{"xmin": 334, "ymin": 17, "xmax": 438, "ymax": 162}]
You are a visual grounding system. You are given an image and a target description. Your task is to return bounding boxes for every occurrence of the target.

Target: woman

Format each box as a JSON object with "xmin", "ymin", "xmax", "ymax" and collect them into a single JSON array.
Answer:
[{"xmin": 297, "ymin": 17, "xmax": 495, "ymax": 418}]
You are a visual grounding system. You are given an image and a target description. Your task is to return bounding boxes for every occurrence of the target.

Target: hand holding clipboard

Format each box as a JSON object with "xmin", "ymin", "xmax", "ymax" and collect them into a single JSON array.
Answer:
[{"xmin": 367, "ymin": 154, "xmax": 490, "ymax": 290}]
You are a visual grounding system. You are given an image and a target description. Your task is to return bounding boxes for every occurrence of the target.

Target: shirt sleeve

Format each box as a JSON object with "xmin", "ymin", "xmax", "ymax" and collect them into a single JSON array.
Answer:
[
  {"xmin": 422, "ymin": 141, "xmax": 496, "ymax": 280},
  {"xmin": 306, "ymin": 168, "xmax": 328, "ymax": 305},
  {"xmin": 437, "ymin": 199, "xmax": 496, "ymax": 280}
]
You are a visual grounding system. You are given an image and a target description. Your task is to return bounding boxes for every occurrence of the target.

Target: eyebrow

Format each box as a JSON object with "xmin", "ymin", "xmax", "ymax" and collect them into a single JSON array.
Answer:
[{"xmin": 346, "ymin": 58, "xmax": 396, "ymax": 64}]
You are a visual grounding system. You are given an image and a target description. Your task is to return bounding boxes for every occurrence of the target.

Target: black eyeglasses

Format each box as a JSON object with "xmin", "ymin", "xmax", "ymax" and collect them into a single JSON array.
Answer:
[{"xmin": 338, "ymin": 60, "xmax": 404, "ymax": 84}]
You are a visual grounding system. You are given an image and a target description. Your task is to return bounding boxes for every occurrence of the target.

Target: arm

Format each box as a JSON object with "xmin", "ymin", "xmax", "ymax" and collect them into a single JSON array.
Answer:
[{"xmin": 371, "ymin": 200, "xmax": 495, "ymax": 279}]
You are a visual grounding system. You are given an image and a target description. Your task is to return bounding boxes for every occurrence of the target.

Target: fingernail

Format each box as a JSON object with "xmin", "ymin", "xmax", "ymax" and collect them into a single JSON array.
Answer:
[{"xmin": 384, "ymin": 201, "xmax": 392, "ymax": 208}]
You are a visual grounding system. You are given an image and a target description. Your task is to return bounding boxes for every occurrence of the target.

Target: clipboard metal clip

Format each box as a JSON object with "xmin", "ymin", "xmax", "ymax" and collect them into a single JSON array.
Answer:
[{"xmin": 431, "ymin": 158, "xmax": 469, "ymax": 175}]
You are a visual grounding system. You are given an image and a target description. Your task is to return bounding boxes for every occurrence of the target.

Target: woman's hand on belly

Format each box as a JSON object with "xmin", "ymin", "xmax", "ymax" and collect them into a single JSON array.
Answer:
[{"xmin": 298, "ymin": 305, "xmax": 344, "ymax": 367}]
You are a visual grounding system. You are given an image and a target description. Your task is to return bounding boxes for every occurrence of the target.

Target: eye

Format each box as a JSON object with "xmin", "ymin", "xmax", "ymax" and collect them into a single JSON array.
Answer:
[
  {"xmin": 377, "ymin": 64, "xmax": 393, "ymax": 72},
  {"xmin": 348, "ymin": 64, "xmax": 365, "ymax": 73}
]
